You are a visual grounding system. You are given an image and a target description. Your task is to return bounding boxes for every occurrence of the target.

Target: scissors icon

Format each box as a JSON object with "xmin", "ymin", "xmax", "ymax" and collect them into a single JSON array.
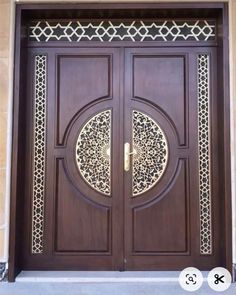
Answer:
[{"xmin": 214, "ymin": 274, "xmax": 225, "ymax": 284}]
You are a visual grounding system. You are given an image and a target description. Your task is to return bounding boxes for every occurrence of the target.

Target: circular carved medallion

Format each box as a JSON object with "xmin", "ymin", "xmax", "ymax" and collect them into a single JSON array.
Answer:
[{"xmin": 132, "ymin": 110, "xmax": 168, "ymax": 196}]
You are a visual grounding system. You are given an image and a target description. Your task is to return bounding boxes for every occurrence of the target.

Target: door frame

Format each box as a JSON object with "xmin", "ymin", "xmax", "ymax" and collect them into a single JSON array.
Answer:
[{"xmin": 9, "ymin": 2, "xmax": 231, "ymax": 282}]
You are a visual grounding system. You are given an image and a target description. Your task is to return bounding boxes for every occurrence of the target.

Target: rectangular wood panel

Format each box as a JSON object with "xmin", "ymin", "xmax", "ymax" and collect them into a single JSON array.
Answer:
[
  {"xmin": 57, "ymin": 55, "xmax": 111, "ymax": 145},
  {"xmin": 133, "ymin": 159, "xmax": 189, "ymax": 254},
  {"xmin": 133, "ymin": 55, "xmax": 187, "ymax": 146},
  {"xmin": 55, "ymin": 159, "xmax": 111, "ymax": 253}
]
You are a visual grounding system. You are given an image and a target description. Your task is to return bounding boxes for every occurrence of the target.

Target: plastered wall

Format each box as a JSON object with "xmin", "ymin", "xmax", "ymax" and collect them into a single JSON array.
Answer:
[
  {"xmin": 0, "ymin": 0, "xmax": 235, "ymax": 265},
  {"xmin": 0, "ymin": 0, "xmax": 11, "ymax": 261}
]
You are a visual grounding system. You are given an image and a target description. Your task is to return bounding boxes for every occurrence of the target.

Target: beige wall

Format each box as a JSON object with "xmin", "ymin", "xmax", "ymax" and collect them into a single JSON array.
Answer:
[
  {"xmin": 0, "ymin": 0, "xmax": 11, "ymax": 261},
  {"xmin": 0, "ymin": 0, "xmax": 235, "ymax": 265}
]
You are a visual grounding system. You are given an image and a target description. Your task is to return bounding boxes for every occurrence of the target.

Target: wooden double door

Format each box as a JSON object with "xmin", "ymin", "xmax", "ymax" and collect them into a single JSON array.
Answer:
[{"xmin": 23, "ymin": 46, "xmax": 221, "ymax": 270}]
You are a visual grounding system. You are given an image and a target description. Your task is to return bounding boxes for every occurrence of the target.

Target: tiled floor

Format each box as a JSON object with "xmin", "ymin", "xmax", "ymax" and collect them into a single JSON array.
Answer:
[
  {"xmin": 0, "ymin": 271, "xmax": 235, "ymax": 295},
  {"xmin": 0, "ymin": 271, "xmax": 236, "ymax": 295},
  {"xmin": 0, "ymin": 282, "xmax": 236, "ymax": 295}
]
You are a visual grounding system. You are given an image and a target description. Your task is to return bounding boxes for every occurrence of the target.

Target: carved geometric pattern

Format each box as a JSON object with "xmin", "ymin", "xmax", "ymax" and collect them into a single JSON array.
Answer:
[
  {"xmin": 198, "ymin": 54, "xmax": 212, "ymax": 255},
  {"xmin": 29, "ymin": 20, "xmax": 216, "ymax": 42},
  {"xmin": 76, "ymin": 110, "xmax": 111, "ymax": 196},
  {"xmin": 132, "ymin": 110, "xmax": 168, "ymax": 196},
  {"xmin": 32, "ymin": 55, "xmax": 47, "ymax": 254}
]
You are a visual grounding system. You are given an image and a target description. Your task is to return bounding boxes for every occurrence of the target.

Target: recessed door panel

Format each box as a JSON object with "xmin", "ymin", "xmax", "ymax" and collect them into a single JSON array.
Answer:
[
  {"xmin": 133, "ymin": 159, "xmax": 188, "ymax": 253},
  {"xmin": 55, "ymin": 159, "xmax": 110, "ymax": 253},
  {"xmin": 57, "ymin": 55, "xmax": 111, "ymax": 144},
  {"xmin": 133, "ymin": 55, "xmax": 186, "ymax": 146}
]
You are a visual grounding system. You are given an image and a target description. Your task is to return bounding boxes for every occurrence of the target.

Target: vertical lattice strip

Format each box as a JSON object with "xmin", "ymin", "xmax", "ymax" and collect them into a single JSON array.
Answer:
[
  {"xmin": 32, "ymin": 55, "xmax": 47, "ymax": 254},
  {"xmin": 198, "ymin": 54, "xmax": 212, "ymax": 255}
]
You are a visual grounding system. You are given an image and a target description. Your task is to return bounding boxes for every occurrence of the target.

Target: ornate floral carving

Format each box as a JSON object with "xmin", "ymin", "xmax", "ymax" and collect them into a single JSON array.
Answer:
[
  {"xmin": 132, "ymin": 110, "xmax": 168, "ymax": 196},
  {"xmin": 76, "ymin": 110, "xmax": 111, "ymax": 196}
]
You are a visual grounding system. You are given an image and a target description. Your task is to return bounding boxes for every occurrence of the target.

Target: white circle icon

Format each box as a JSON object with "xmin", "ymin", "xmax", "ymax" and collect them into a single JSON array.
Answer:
[
  {"xmin": 179, "ymin": 267, "xmax": 203, "ymax": 292},
  {"xmin": 207, "ymin": 267, "xmax": 232, "ymax": 292}
]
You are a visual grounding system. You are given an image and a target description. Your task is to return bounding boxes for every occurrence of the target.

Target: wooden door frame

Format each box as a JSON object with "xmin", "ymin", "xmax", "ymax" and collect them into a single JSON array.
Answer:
[{"xmin": 9, "ymin": 2, "xmax": 231, "ymax": 282}]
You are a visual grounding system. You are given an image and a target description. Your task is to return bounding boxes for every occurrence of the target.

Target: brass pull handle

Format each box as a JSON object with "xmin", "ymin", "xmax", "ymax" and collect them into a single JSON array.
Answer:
[{"xmin": 124, "ymin": 143, "xmax": 137, "ymax": 171}]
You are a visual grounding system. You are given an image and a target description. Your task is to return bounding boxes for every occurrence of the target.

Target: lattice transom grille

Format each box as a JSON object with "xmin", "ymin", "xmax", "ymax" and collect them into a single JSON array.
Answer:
[
  {"xmin": 29, "ymin": 20, "xmax": 216, "ymax": 42},
  {"xmin": 76, "ymin": 110, "xmax": 111, "ymax": 196},
  {"xmin": 198, "ymin": 54, "xmax": 212, "ymax": 255},
  {"xmin": 32, "ymin": 55, "xmax": 47, "ymax": 254},
  {"xmin": 132, "ymin": 110, "xmax": 168, "ymax": 196}
]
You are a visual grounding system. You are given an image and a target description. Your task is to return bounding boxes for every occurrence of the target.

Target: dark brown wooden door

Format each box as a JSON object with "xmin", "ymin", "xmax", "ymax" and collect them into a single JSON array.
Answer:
[
  {"xmin": 23, "ymin": 46, "xmax": 220, "ymax": 270},
  {"xmin": 23, "ymin": 47, "xmax": 124, "ymax": 270},
  {"xmin": 123, "ymin": 47, "xmax": 220, "ymax": 270}
]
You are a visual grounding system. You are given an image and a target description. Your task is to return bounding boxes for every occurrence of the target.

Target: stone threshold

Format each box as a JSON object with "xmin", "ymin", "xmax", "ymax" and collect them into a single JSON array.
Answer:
[{"xmin": 16, "ymin": 271, "xmax": 209, "ymax": 283}]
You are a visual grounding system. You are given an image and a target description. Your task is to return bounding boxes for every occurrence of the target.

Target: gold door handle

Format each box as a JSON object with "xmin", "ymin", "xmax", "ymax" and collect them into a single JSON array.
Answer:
[{"xmin": 124, "ymin": 143, "xmax": 137, "ymax": 171}]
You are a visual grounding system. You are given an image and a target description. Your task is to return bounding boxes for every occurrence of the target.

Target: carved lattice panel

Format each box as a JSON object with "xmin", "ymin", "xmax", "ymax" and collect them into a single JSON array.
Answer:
[
  {"xmin": 132, "ymin": 110, "xmax": 168, "ymax": 196},
  {"xmin": 32, "ymin": 55, "xmax": 47, "ymax": 254},
  {"xmin": 198, "ymin": 54, "xmax": 212, "ymax": 255},
  {"xmin": 29, "ymin": 20, "xmax": 216, "ymax": 42},
  {"xmin": 76, "ymin": 110, "xmax": 111, "ymax": 196}
]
